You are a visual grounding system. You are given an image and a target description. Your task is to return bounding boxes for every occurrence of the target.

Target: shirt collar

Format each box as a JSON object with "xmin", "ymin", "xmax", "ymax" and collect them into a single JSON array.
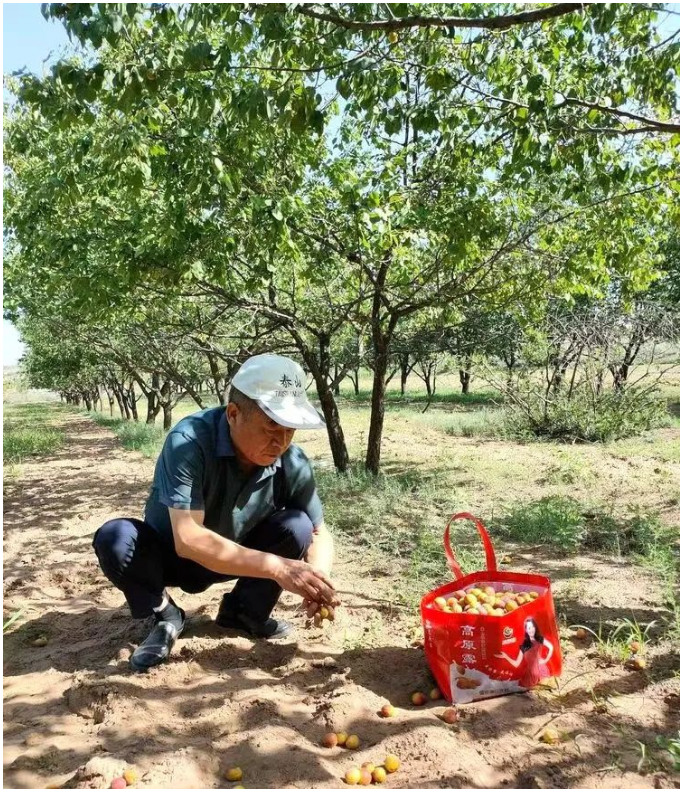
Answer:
[
  {"xmin": 215, "ymin": 409, "xmax": 236, "ymax": 458},
  {"xmin": 215, "ymin": 409, "xmax": 283, "ymax": 469}
]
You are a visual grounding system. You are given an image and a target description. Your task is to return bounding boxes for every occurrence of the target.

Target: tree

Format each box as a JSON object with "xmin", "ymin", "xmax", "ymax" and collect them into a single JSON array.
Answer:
[{"xmin": 7, "ymin": 3, "xmax": 679, "ymax": 475}]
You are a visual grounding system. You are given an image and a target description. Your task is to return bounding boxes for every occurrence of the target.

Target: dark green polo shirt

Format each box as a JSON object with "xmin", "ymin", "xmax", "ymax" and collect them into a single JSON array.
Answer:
[{"xmin": 144, "ymin": 406, "xmax": 324, "ymax": 546}]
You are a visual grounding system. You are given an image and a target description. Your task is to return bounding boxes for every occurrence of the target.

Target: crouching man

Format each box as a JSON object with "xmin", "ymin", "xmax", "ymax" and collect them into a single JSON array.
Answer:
[{"xmin": 93, "ymin": 354, "xmax": 338, "ymax": 671}]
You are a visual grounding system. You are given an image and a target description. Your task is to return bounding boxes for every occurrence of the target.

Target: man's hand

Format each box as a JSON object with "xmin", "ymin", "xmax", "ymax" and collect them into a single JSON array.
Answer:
[
  {"xmin": 272, "ymin": 557, "xmax": 339, "ymax": 607},
  {"xmin": 303, "ymin": 599, "xmax": 337, "ymax": 620}
]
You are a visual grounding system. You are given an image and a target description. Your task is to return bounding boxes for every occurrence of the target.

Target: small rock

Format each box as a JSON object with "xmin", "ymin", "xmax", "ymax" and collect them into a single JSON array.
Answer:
[{"xmin": 24, "ymin": 732, "xmax": 43, "ymax": 747}]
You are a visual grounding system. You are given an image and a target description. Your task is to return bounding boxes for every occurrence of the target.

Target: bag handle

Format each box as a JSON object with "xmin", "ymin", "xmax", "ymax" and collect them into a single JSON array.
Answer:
[{"xmin": 444, "ymin": 512, "xmax": 497, "ymax": 580}]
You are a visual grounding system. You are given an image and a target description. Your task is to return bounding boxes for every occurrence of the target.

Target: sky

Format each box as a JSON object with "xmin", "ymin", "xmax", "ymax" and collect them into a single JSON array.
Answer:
[{"xmin": 3, "ymin": 2, "xmax": 72, "ymax": 366}]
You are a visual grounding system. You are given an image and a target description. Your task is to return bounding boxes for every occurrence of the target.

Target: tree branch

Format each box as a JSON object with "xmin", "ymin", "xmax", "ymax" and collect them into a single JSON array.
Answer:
[{"xmin": 296, "ymin": 3, "xmax": 586, "ymax": 32}]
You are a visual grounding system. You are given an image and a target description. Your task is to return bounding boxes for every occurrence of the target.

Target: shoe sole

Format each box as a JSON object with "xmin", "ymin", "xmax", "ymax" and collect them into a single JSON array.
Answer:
[{"xmin": 215, "ymin": 619, "xmax": 295, "ymax": 640}]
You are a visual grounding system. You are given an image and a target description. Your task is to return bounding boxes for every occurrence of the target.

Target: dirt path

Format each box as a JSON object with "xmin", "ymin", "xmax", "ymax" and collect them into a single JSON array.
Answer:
[{"xmin": 3, "ymin": 412, "xmax": 679, "ymax": 788}]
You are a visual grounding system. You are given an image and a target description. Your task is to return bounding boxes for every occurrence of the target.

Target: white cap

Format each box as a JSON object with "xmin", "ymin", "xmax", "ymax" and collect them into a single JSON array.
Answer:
[{"xmin": 231, "ymin": 353, "xmax": 326, "ymax": 430}]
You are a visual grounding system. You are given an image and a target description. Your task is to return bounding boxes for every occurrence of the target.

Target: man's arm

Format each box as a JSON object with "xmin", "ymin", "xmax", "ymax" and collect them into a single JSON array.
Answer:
[
  {"xmin": 304, "ymin": 521, "xmax": 336, "ymax": 617},
  {"xmin": 305, "ymin": 522, "xmax": 334, "ymax": 576},
  {"xmin": 169, "ymin": 508, "xmax": 338, "ymax": 605}
]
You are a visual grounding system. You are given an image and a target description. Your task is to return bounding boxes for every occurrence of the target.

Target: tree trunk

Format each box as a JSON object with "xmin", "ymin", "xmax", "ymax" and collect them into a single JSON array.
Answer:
[
  {"xmin": 349, "ymin": 368, "xmax": 360, "ymax": 395},
  {"xmin": 366, "ymin": 350, "xmax": 389, "ymax": 475},
  {"xmin": 207, "ymin": 353, "xmax": 227, "ymax": 405},
  {"xmin": 332, "ymin": 363, "xmax": 341, "ymax": 396},
  {"xmin": 459, "ymin": 366, "xmax": 471, "ymax": 395},
  {"xmin": 146, "ymin": 371, "xmax": 161, "ymax": 424},
  {"xmin": 84, "ymin": 395, "xmax": 92, "ymax": 411},
  {"xmin": 162, "ymin": 403, "xmax": 173, "ymax": 430},
  {"xmin": 292, "ymin": 332, "xmax": 350, "ymax": 472},
  {"xmin": 128, "ymin": 380, "xmax": 139, "ymax": 421},
  {"xmin": 400, "ymin": 354, "xmax": 411, "ymax": 395}
]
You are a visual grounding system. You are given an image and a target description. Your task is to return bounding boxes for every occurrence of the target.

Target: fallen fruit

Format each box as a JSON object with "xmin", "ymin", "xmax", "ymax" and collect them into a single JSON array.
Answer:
[
  {"xmin": 628, "ymin": 656, "xmax": 646, "ymax": 670},
  {"xmin": 411, "ymin": 691, "xmax": 427, "ymax": 706},
  {"xmin": 345, "ymin": 767, "xmax": 362, "ymax": 785},
  {"xmin": 346, "ymin": 734, "xmax": 360, "ymax": 750},
  {"xmin": 361, "ymin": 762, "xmax": 376, "ymax": 772},
  {"xmin": 322, "ymin": 732, "xmax": 338, "ymax": 748},
  {"xmin": 630, "ymin": 640, "xmax": 641, "ymax": 653},
  {"xmin": 540, "ymin": 728, "xmax": 560, "ymax": 745},
  {"xmin": 111, "ymin": 780, "xmax": 127, "ymax": 789},
  {"xmin": 504, "ymin": 600, "xmax": 518, "ymax": 612},
  {"xmin": 372, "ymin": 767, "xmax": 387, "ymax": 784},
  {"xmin": 380, "ymin": 704, "xmax": 395, "ymax": 718},
  {"xmin": 336, "ymin": 731, "xmax": 349, "ymax": 746},
  {"xmin": 123, "ymin": 768, "xmax": 137, "ymax": 785},
  {"xmin": 434, "ymin": 596, "xmax": 448, "ymax": 611},
  {"xmin": 442, "ymin": 708, "xmax": 458, "ymax": 724},
  {"xmin": 429, "ymin": 687, "xmax": 442, "ymax": 701},
  {"xmin": 226, "ymin": 767, "xmax": 243, "ymax": 781},
  {"xmin": 358, "ymin": 768, "xmax": 372, "ymax": 786},
  {"xmin": 32, "ymin": 636, "xmax": 48, "ymax": 647},
  {"xmin": 575, "ymin": 627, "xmax": 587, "ymax": 639},
  {"xmin": 320, "ymin": 606, "xmax": 330, "ymax": 619},
  {"xmin": 384, "ymin": 754, "xmax": 400, "ymax": 773},
  {"xmin": 483, "ymin": 586, "xmax": 496, "ymax": 596}
]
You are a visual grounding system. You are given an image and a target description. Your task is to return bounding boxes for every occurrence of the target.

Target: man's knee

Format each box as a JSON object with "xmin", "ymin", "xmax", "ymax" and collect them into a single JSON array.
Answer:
[
  {"xmin": 269, "ymin": 509, "xmax": 314, "ymax": 556},
  {"xmin": 93, "ymin": 518, "xmax": 140, "ymax": 576}
]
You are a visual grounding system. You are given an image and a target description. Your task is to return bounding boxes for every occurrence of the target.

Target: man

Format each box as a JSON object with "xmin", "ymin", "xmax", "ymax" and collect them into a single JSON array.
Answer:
[{"xmin": 93, "ymin": 353, "xmax": 338, "ymax": 671}]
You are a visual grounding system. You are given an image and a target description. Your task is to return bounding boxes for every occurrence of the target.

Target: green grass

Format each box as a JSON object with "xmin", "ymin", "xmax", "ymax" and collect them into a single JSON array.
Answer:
[
  {"xmin": 337, "ymin": 387, "xmax": 501, "ymax": 407},
  {"xmin": 3, "ymin": 403, "xmax": 67, "ymax": 465},
  {"xmin": 91, "ymin": 412, "xmax": 165, "ymax": 457}
]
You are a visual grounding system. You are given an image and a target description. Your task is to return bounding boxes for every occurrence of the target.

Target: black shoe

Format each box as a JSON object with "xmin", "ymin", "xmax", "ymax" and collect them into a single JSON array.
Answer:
[
  {"xmin": 216, "ymin": 596, "xmax": 294, "ymax": 640},
  {"xmin": 130, "ymin": 614, "xmax": 185, "ymax": 672}
]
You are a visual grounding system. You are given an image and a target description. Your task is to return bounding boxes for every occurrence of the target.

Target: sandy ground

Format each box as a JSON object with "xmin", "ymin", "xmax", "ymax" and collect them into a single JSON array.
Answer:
[{"xmin": 3, "ymin": 412, "xmax": 680, "ymax": 789}]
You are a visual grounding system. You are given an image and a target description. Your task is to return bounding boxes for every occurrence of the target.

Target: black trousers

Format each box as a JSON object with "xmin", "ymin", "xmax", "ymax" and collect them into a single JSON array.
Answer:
[{"xmin": 92, "ymin": 510, "xmax": 313, "ymax": 621}]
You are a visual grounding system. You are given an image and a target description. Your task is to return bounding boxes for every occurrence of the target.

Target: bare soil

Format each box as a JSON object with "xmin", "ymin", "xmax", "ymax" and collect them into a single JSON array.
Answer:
[{"xmin": 4, "ymin": 412, "xmax": 679, "ymax": 788}]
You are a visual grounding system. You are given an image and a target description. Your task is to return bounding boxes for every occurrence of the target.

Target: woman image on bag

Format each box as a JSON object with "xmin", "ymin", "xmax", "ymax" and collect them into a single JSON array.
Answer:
[{"xmin": 495, "ymin": 617, "xmax": 554, "ymax": 688}]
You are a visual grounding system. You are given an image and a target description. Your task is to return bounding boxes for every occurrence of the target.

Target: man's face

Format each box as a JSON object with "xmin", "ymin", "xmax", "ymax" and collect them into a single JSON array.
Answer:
[{"xmin": 227, "ymin": 402, "xmax": 295, "ymax": 467}]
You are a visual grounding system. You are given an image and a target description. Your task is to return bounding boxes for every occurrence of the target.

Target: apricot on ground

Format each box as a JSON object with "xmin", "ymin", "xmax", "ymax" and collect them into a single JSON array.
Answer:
[
  {"xmin": 411, "ymin": 691, "xmax": 427, "ymax": 706},
  {"xmin": 111, "ymin": 780, "xmax": 127, "ymax": 789},
  {"xmin": 442, "ymin": 708, "xmax": 459, "ymax": 724},
  {"xmin": 123, "ymin": 769, "xmax": 137, "ymax": 786},
  {"xmin": 344, "ymin": 767, "xmax": 362, "ymax": 785},
  {"xmin": 358, "ymin": 768, "xmax": 372, "ymax": 786},
  {"xmin": 322, "ymin": 732, "xmax": 338, "ymax": 747},
  {"xmin": 336, "ymin": 731, "xmax": 349, "ymax": 746},
  {"xmin": 372, "ymin": 767, "xmax": 387, "ymax": 784},
  {"xmin": 540, "ymin": 728, "xmax": 560, "ymax": 745},
  {"xmin": 346, "ymin": 734, "xmax": 360, "ymax": 750},
  {"xmin": 380, "ymin": 704, "xmax": 395, "ymax": 718},
  {"xmin": 628, "ymin": 656, "xmax": 646, "ymax": 670},
  {"xmin": 226, "ymin": 767, "xmax": 243, "ymax": 781},
  {"xmin": 429, "ymin": 687, "xmax": 442, "ymax": 701},
  {"xmin": 384, "ymin": 754, "xmax": 400, "ymax": 773}
]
